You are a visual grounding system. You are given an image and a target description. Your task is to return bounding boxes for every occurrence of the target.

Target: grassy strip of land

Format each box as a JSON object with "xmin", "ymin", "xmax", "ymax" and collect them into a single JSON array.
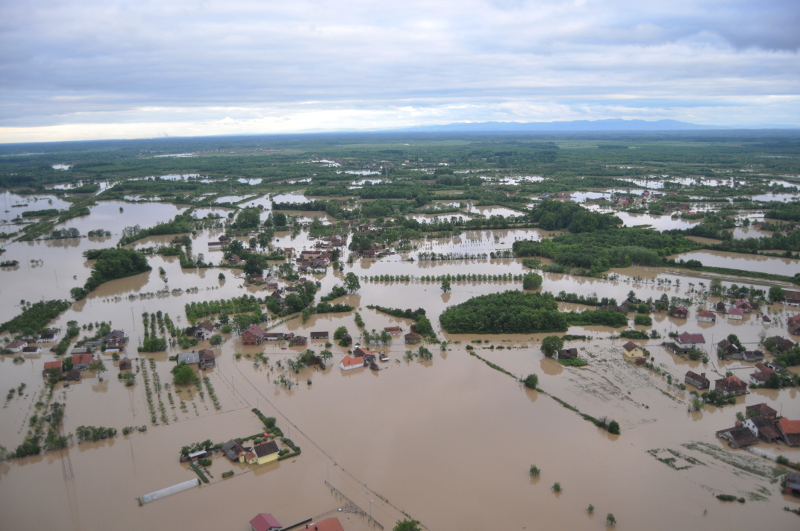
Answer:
[{"xmin": 190, "ymin": 462, "xmax": 210, "ymax": 483}]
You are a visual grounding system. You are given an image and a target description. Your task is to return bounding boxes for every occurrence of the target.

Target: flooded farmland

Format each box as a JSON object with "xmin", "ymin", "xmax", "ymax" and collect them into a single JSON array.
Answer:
[{"xmin": 2, "ymin": 217, "xmax": 800, "ymax": 531}]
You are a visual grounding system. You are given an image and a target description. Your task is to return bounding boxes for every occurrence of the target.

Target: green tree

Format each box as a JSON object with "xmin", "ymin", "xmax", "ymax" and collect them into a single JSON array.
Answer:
[
  {"xmin": 233, "ymin": 208, "xmax": 260, "ymax": 229},
  {"xmin": 522, "ymin": 374, "xmax": 539, "ymax": 389},
  {"xmin": 523, "ymin": 273, "xmax": 543, "ymax": 290},
  {"xmin": 541, "ymin": 335, "xmax": 564, "ymax": 357},
  {"xmin": 344, "ymin": 272, "xmax": 361, "ymax": 293},
  {"xmin": 393, "ymin": 520, "xmax": 421, "ymax": 531},
  {"xmin": 607, "ymin": 420, "xmax": 620, "ymax": 434},
  {"xmin": 606, "ymin": 513, "xmax": 616, "ymax": 526},
  {"xmin": 209, "ymin": 334, "xmax": 222, "ymax": 346},
  {"xmin": 529, "ymin": 464, "xmax": 540, "ymax": 476},
  {"xmin": 218, "ymin": 272, "xmax": 225, "ymax": 281},
  {"xmin": 441, "ymin": 278, "xmax": 451, "ymax": 293},
  {"xmin": 171, "ymin": 363, "xmax": 197, "ymax": 386},
  {"xmin": 770, "ymin": 285, "xmax": 786, "ymax": 302},
  {"xmin": 272, "ymin": 212, "xmax": 287, "ymax": 228},
  {"xmin": 587, "ymin": 504, "xmax": 594, "ymax": 513},
  {"xmin": 552, "ymin": 482, "xmax": 562, "ymax": 492}
]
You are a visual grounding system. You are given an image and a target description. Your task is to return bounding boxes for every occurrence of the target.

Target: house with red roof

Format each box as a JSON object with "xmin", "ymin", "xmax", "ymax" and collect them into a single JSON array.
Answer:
[
  {"xmin": 671, "ymin": 306, "xmax": 688, "ymax": 319},
  {"xmin": 71, "ymin": 353, "xmax": 94, "ymax": 371},
  {"xmin": 697, "ymin": 310, "xmax": 716, "ymax": 323},
  {"xmin": 750, "ymin": 362, "xmax": 775, "ymax": 385},
  {"xmin": 714, "ymin": 375, "xmax": 748, "ymax": 396},
  {"xmin": 675, "ymin": 332, "xmax": 705, "ymax": 351},
  {"xmin": 302, "ymin": 518, "xmax": 345, "ymax": 531},
  {"xmin": 727, "ymin": 308, "xmax": 744, "ymax": 320},
  {"xmin": 734, "ymin": 299, "xmax": 753, "ymax": 313},
  {"xmin": 242, "ymin": 325, "xmax": 265, "ymax": 346},
  {"xmin": 778, "ymin": 418, "xmax": 800, "ymax": 447},
  {"xmin": 340, "ymin": 355, "xmax": 365, "ymax": 371},
  {"xmin": 42, "ymin": 360, "xmax": 62, "ymax": 377},
  {"xmin": 249, "ymin": 513, "xmax": 281, "ymax": 531},
  {"xmin": 788, "ymin": 314, "xmax": 800, "ymax": 336}
]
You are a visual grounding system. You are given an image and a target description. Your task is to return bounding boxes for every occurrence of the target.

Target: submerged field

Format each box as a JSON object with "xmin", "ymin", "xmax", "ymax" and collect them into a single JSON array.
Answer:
[{"xmin": 1, "ymin": 132, "xmax": 800, "ymax": 531}]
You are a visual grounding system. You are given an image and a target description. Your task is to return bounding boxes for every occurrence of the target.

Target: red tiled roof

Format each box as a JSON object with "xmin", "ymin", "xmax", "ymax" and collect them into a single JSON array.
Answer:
[
  {"xmin": 341, "ymin": 355, "xmax": 365, "ymax": 367},
  {"xmin": 72, "ymin": 353, "xmax": 93, "ymax": 365},
  {"xmin": 250, "ymin": 514, "xmax": 281, "ymax": 531},
  {"xmin": 728, "ymin": 308, "xmax": 744, "ymax": 316},
  {"xmin": 306, "ymin": 518, "xmax": 345, "ymax": 531},
  {"xmin": 697, "ymin": 310, "xmax": 715, "ymax": 318},
  {"xmin": 779, "ymin": 418, "xmax": 800, "ymax": 435},
  {"xmin": 43, "ymin": 361, "xmax": 62, "ymax": 371},
  {"xmin": 243, "ymin": 325, "xmax": 265, "ymax": 337}
]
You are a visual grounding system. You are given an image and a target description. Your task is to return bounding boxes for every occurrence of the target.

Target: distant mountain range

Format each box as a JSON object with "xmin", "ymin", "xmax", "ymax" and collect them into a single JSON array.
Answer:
[{"xmin": 394, "ymin": 119, "xmax": 717, "ymax": 132}]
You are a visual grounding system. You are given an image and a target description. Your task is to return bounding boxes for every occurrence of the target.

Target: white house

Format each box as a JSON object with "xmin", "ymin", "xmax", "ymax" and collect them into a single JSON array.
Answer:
[
  {"xmin": 6, "ymin": 340, "xmax": 27, "ymax": 353},
  {"xmin": 697, "ymin": 310, "xmax": 716, "ymax": 323},
  {"xmin": 675, "ymin": 332, "xmax": 706, "ymax": 350},
  {"xmin": 340, "ymin": 355, "xmax": 365, "ymax": 371},
  {"xmin": 727, "ymin": 308, "xmax": 744, "ymax": 321}
]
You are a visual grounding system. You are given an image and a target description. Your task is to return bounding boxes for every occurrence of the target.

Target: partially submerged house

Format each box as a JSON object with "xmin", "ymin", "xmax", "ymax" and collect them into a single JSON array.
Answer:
[
  {"xmin": 245, "ymin": 440, "xmax": 280, "ymax": 465},
  {"xmin": 734, "ymin": 299, "xmax": 753, "ymax": 313},
  {"xmin": 242, "ymin": 325, "xmax": 266, "ymax": 346},
  {"xmin": 558, "ymin": 348, "xmax": 578, "ymax": 359},
  {"xmin": 744, "ymin": 416, "xmax": 781, "ymax": 443},
  {"xmin": 198, "ymin": 349, "xmax": 216, "ymax": 368},
  {"xmin": 22, "ymin": 345, "xmax": 41, "ymax": 354},
  {"xmin": 301, "ymin": 518, "xmax": 345, "ymax": 531},
  {"xmin": 717, "ymin": 339, "xmax": 740, "ymax": 357},
  {"xmin": 6, "ymin": 340, "xmax": 27, "ymax": 353},
  {"xmin": 750, "ymin": 362, "xmax": 775, "ymax": 385},
  {"xmin": 384, "ymin": 326, "xmax": 403, "ymax": 335},
  {"xmin": 671, "ymin": 306, "xmax": 688, "ymax": 319},
  {"xmin": 716, "ymin": 426, "xmax": 759, "ymax": 448},
  {"xmin": 310, "ymin": 331, "xmax": 329, "ymax": 340},
  {"xmin": 105, "ymin": 330, "xmax": 128, "ymax": 348},
  {"xmin": 71, "ymin": 353, "xmax": 94, "ymax": 371},
  {"xmin": 340, "ymin": 355, "xmax": 365, "ymax": 371},
  {"xmin": 741, "ymin": 350, "xmax": 764, "ymax": 362},
  {"xmin": 290, "ymin": 335, "xmax": 307, "ymax": 347},
  {"xmin": 746, "ymin": 403, "xmax": 777, "ymax": 419},
  {"xmin": 404, "ymin": 332, "xmax": 421, "ymax": 344},
  {"xmin": 684, "ymin": 371, "xmax": 710, "ymax": 390},
  {"xmin": 727, "ymin": 308, "xmax": 744, "ymax": 320},
  {"xmin": 222, "ymin": 439, "xmax": 246, "ymax": 462},
  {"xmin": 714, "ymin": 375, "xmax": 748, "ymax": 396},
  {"xmin": 674, "ymin": 332, "xmax": 705, "ymax": 354},
  {"xmin": 788, "ymin": 314, "xmax": 800, "ymax": 336},
  {"xmin": 785, "ymin": 290, "xmax": 800, "ymax": 307},
  {"xmin": 778, "ymin": 418, "xmax": 800, "ymax": 447},
  {"xmin": 250, "ymin": 513, "xmax": 282, "ymax": 531},
  {"xmin": 784, "ymin": 472, "xmax": 800, "ymax": 497},
  {"xmin": 43, "ymin": 360, "xmax": 62, "ymax": 377},
  {"xmin": 119, "ymin": 357, "xmax": 133, "ymax": 371},
  {"xmin": 622, "ymin": 341, "xmax": 643, "ymax": 359},
  {"xmin": 697, "ymin": 310, "xmax": 716, "ymax": 323},
  {"xmin": 176, "ymin": 351, "xmax": 201, "ymax": 365}
]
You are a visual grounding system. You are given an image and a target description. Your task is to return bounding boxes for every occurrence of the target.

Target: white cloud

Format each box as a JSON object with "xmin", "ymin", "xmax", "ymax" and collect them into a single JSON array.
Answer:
[{"xmin": 0, "ymin": 0, "xmax": 798, "ymax": 141}]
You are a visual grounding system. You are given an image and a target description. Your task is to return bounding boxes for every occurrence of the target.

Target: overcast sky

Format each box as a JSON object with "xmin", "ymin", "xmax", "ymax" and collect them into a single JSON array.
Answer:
[{"xmin": 1, "ymin": 0, "xmax": 798, "ymax": 142}]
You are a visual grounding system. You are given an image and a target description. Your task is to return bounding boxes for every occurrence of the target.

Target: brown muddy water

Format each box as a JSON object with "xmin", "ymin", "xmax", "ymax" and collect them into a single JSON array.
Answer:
[{"xmin": 1, "ymin": 223, "xmax": 800, "ymax": 531}]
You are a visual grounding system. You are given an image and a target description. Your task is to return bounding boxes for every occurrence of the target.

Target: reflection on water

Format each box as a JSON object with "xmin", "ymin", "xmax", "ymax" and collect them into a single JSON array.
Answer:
[{"xmin": 672, "ymin": 250, "xmax": 800, "ymax": 276}]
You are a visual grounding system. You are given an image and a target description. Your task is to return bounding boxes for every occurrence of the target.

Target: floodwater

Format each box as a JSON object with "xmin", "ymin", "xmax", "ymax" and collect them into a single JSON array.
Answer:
[
  {"xmin": 1, "ymin": 214, "xmax": 800, "ymax": 531},
  {"xmin": 616, "ymin": 211, "xmax": 699, "ymax": 231},
  {"xmin": 672, "ymin": 250, "xmax": 800, "ymax": 277}
]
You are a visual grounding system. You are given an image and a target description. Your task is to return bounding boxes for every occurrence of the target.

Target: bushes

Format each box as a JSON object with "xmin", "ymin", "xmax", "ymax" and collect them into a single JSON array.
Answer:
[
  {"xmin": 522, "ymin": 273, "xmax": 543, "ymax": 290},
  {"xmin": 634, "ymin": 315, "xmax": 652, "ymax": 326},
  {"xmin": 522, "ymin": 374, "xmax": 539, "ymax": 389},
  {"xmin": 171, "ymin": 363, "xmax": 197, "ymax": 386},
  {"xmin": 529, "ymin": 464, "xmax": 540, "ymax": 476},
  {"xmin": 0, "ymin": 300, "xmax": 71, "ymax": 336},
  {"xmin": 75, "ymin": 425, "xmax": 117, "ymax": 443},
  {"xmin": 440, "ymin": 291, "xmax": 567, "ymax": 334},
  {"xmin": 198, "ymin": 458, "xmax": 212, "ymax": 467}
]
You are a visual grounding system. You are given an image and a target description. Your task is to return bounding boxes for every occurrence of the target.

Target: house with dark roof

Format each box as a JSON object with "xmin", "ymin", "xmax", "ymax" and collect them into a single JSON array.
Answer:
[
  {"xmin": 310, "ymin": 331, "xmax": 329, "ymax": 339},
  {"xmin": 105, "ymin": 330, "xmax": 128, "ymax": 348},
  {"xmin": 22, "ymin": 345, "xmax": 41, "ymax": 354},
  {"xmin": 558, "ymin": 348, "xmax": 578, "ymax": 359},
  {"xmin": 684, "ymin": 371, "xmax": 710, "ymax": 390},
  {"xmin": 785, "ymin": 290, "xmax": 800, "ymax": 307},
  {"xmin": 742, "ymin": 350, "xmax": 764, "ymax": 362},
  {"xmin": 717, "ymin": 339, "xmax": 740, "ymax": 357},
  {"xmin": 671, "ymin": 306, "xmax": 688, "ymax": 319},
  {"xmin": 246, "ymin": 440, "xmax": 280, "ymax": 465},
  {"xmin": 198, "ymin": 349, "xmax": 216, "ymax": 368},
  {"xmin": 6, "ymin": 340, "xmax": 27, "ymax": 353},
  {"xmin": 384, "ymin": 326, "xmax": 403, "ymax": 335},
  {"xmin": 405, "ymin": 332, "xmax": 421, "ymax": 344},
  {"xmin": 675, "ymin": 332, "xmax": 705, "ymax": 352},
  {"xmin": 242, "ymin": 325, "xmax": 266, "ymax": 346},
  {"xmin": 250, "ymin": 513, "xmax": 282, "ymax": 531},
  {"xmin": 778, "ymin": 418, "xmax": 800, "ymax": 446},
  {"xmin": 746, "ymin": 403, "xmax": 777, "ymax": 419},
  {"xmin": 715, "ymin": 301, "xmax": 727, "ymax": 314},
  {"xmin": 119, "ymin": 357, "xmax": 133, "ymax": 371},
  {"xmin": 768, "ymin": 336, "xmax": 795, "ymax": 352},
  {"xmin": 715, "ymin": 375, "xmax": 748, "ymax": 396},
  {"xmin": 784, "ymin": 472, "xmax": 800, "ymax": 497},
  {"xmin": 716, "ymin": 426, "xmax": 759, "ymax": 448},
  {"xmin": 734, "ymin": 299, "xmax": 753, "ymax": 313},
  {"xmin": 622, "ymin": 341, "xmax": 643, "ymax": 359},
  {"xmin": 788, "ymin": 314, "xmax": 800, "ymax": 336},
  {"xmin": 222, "ymin": 439, "xmax": 246, "ymax": 462},
  {"xmin": 744, "ymin": 416, "xmax": 781, "ymax": 442},
  {"xmin": 290, "ymin": 335, "xmax": 307, "ymax": 346}
]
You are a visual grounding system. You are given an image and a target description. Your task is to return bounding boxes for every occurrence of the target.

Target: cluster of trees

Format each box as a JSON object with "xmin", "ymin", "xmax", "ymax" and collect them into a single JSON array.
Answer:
[
  {"xmin": 368, "ymin": 305, "xmax": 434, "ymax": 336},
  {"xmin": 185, "ymin": 296, "xmax": 263, "ymax": 322},
  {"xmin": 513, "ymin": 227, "xmax": 701, "ymax": 275},
  {"xmin": 71, "ymin": 248, "xmax": 151, "ymax": 300},
  {"xmin": 528, "ymin": 200, "xmax": 621, "ymax": 233},
  {"xmin": 440, "ymin": 291, "xmax": 629, "ymax": 334},
  {"xmin": 172, "ymin": 363, "xmax": 198, "ymax": 385},
  {"xmin": 0, "ymin": 299, "xmax": 71, "ymax": 336},
  {"xmin": 118, "ymin": 210, "xmax": 197, "ymax": 246},
  {"xmin": 75, "ymin": 425, "xmax": 117, "ymax": 443},
  {"xmin": 552, "ymin": 292, "xmax": 617, "ymax": 307}
]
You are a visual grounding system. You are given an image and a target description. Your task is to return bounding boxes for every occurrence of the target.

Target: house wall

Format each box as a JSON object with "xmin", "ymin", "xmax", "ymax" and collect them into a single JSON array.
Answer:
[{"xmin": 623, "ymin": 348, "xmax": 643, "ymax": 358}]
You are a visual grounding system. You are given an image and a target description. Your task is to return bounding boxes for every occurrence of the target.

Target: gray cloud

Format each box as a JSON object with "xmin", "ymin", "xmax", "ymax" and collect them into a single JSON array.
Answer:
[{"xmin": 0, "ymin": 0, "xmax": 798, "ymax": 139}]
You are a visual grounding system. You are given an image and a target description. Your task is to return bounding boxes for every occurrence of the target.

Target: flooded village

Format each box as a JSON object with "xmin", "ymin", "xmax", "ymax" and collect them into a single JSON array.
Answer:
[{"xmin": 1, "ymin": 133, "xmax": 800, "ymax": 530}]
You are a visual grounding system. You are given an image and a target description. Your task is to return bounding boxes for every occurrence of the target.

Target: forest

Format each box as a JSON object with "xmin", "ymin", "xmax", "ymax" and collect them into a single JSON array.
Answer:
[{"xmin": 71, "ymin": 248, "xmax": 152, "ymax": 299}]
